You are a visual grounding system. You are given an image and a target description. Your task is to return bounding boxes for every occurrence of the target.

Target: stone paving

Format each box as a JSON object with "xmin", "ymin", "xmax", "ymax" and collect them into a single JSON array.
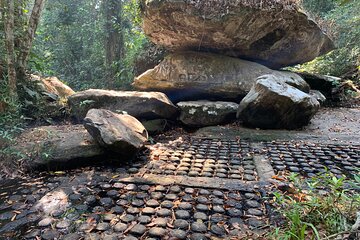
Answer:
[{"xmin": 0, "ymin": 135, "xmax": 359, "ymax": 239}]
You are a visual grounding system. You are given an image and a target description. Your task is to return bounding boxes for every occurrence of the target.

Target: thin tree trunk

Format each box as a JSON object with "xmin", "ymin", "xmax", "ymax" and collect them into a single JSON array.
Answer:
[
  {"xmin": 0, "ymin": 0, "xmax": 6, "ymax": 81},
  {"xmin": 3, "ymin": 0, "xmax": 18, "ymax": 99},
  {"xmin": 103, "ymin": 0, "xmax": 124, "ymax": 88},
  {"xmin": 17, "ymin": 0, "xmax": 45, "ymax": 81}
]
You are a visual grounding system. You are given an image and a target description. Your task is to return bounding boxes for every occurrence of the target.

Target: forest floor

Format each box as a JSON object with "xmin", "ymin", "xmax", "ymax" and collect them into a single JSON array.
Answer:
[{"xmin": 0, "ymin": 106, "xmax": 359, "ymax": 239}]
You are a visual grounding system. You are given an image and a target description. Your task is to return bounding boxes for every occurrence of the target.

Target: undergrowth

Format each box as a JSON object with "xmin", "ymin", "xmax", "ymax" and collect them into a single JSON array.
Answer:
[
  {"xmin": 0, "ymin": 82, "xmax": 26, "ymax": 178},
  {"xmin": 268, "ymin": 172, "xmax": 360, "ymax": 240}
]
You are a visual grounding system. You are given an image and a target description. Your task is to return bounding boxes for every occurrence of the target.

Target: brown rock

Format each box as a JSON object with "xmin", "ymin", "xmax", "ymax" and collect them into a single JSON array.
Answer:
[
  {"xmin": 140, "ymin": 0, "xmax": 334, "ymax": 69},
  {"xmin": 30, "ymin": 74, "xmax": 75, "ymax": 98}
]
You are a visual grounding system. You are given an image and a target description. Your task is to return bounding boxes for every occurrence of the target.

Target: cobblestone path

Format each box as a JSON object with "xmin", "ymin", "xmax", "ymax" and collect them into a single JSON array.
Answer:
[{"xmin": 0, "ymin": 136, "xmax": 359, "ymax": 239}]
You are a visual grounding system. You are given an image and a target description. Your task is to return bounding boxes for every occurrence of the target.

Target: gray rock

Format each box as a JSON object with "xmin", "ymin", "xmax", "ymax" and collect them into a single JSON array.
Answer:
[
  {"xmin": 191, "ymin": 222, "xmax": 207, "ymax": 232},
  {"xmin": 148, "ymin": 227, "xmax": 167, "ymax": 237},
  {"xmin": 237, "ymin": 74, "xmax": 320, "ymax": 129},
  {"xmin": 68, "ymin": 89, "xmax": 179, "ymax": 120},
  {"xmin": 56, "ymin": 220, "xmax": 70, "ymax": 229},
  {"xmin": 96, "ymin": 222, "xmax": 110, "ymax": 231},
  {"xmin": 174, "ymin": 219, "xmax": 189, "ymax": 229},
  {"xmin": 129, "ymin": 224, "xmax": 147, "ymax": 235},
  {"xmin": 297, "ymin": 72, "xmax": 341, "ymax": 97},
  {"xmin": 113, "ymin": 222, "xmax": 127, "ymax": 232},
  {"xmin": 175, "ymin": 210, "xmax": 190, "ymax": 219},
  {"xmin": 177, "ymin": 101, "xmax": 238, "ymax": 127},
  {"xmin": 309, "ymin": 90, "xmax": 327, "ymax": 105},
  {"xmin": 84, "ymin": 109, "xmax": 148, "ymax": 155},
  {"xmin": 41, "ymin": 229, "xmax": 60, "ymax": 240},
  {"xmin": 62, "ymin": 233, "xmax": 82, "ymax": 240},
  {"xmin": 84, "ymin": 233, "xmax": 101, "ymax": 240},
  {"xmin": 13, "ymin": 125, "xmax": 104, "ymax": 169},
  {"xmin": 194, "ymin": 212, "xmax": 208, "ymax": 221},
  {"xmin": 170, "ymin": 229, "xmax": 187, "ymax": 239},
  {"xmin": 134, "ymin": 52, "xmax": 311, "ymax": 102},
  {"xmin": 38, "ymin": 217, "xmax": 53, "ymax": 227}
]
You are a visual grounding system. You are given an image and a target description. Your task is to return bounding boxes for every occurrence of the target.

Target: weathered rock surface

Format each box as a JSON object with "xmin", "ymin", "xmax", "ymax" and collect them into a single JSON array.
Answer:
[
  {"xmin": 309, "ymin": 90, "xmax": 327, "ymax": 105},
  {"xmin": 31, "ymin": 74, "xmax": 75, "ymax": 99},
  {"xmin": 140, "ymin": 0, "xmax": 334, "ymax": 69},
  {"xmin": 68, "ymin": 89, "xmax": 179, "ymax": 120},
  {"xmin": 177, "ymin": 100, "xmax": 238, "ymax": 127},
  {"xmin": 237, "ymin": 75, "xmax": 320, "ymax": 129},
  {"xmin": 84, "ymin": 109, "xmax": 148, "ymax": 155},
  {"xmin": 134, "ymin": 52, "xmax": 310, "ymax": 102},
  {"xmin": 14, "ymin": 125, "xmax": 104, "ymax": 168},
  {"xmin": 297, "ymin": 72, "xmax": 340, "ymax": 98}
]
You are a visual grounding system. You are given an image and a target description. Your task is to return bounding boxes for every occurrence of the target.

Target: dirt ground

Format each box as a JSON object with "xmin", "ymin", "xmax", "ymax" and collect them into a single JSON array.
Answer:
[{"xmin": 195, "ymin": 107, "xmax": 360, "ymax": 143}]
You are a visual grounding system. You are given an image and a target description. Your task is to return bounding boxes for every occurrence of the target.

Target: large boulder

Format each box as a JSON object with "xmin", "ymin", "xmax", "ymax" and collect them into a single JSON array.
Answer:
[
  {"xmin": 68, "ymin": 89, "xmax": 179, "ymax": 120},
  {"xmin": 134, "ymin": 52, "xmax": 310, "ymax": 102},
  {"xmin": 177, "ymin": 100, "xmax": 238, "ymax": 127},
  {"xmin": 13, "ymin": 125, "xmax": 104, "ymax": 168},
  {"xmin": 30, "ymin": 74, "xmax": 75, "ymax": 99},
  {"xmin": 237, "ymin": 75, "xmax": 320, "ymax": 129},
  {"xmin": 84, "ymin": 109, "xmax": 148, "ymax": 156},
  {"xmin": 140, "ymin": 0, "xmax": 334, "ymax": 69}
]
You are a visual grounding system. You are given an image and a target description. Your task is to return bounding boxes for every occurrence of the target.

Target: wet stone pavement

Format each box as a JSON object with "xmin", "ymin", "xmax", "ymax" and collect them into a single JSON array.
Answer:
[{"xmin": 0, "ymin": 137, "xmax": 359, "ymax": 239}]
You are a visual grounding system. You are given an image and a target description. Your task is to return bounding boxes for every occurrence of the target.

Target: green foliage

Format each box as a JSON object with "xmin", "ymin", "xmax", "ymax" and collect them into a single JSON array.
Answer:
[
  {"xmin": 31, "ymin": 0, "xmax": 146, "ymax": 91},
  {"xmin": 268, "ymin": 172, "xmax": 360, "ymax": 239},
  {"xmin": 0, "ymin": 82, "xmax": 24, "ymax": 138},
  {"xmin": 299, "ymin": 0, "xmax": 360, "ymax": 82}
]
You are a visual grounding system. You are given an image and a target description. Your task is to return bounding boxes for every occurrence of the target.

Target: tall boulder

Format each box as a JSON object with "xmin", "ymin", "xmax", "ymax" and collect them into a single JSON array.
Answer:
[
  {"xmin": 237, "ymin": 75, "xmax": 320, "ymax": 129},
  {"xmin": 134, "ymin": 52, "xmax": 310, "ymax": 102},
  {"xmin": 68, "ymin": 89, "xmax": 179, "ymax": 120},
  {"xmin": 84, "ymin": 109, "xmax": 148, "ymax": 156},
  {"xmin": 140, "ymin": 0, "xmax": 334, "ymax": 69}
]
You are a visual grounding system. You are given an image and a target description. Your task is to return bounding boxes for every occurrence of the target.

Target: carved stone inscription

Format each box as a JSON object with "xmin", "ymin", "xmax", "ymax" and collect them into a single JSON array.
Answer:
[{"xmin": 179, "ymin": 73, "xmax": 208, "ymax": 82}]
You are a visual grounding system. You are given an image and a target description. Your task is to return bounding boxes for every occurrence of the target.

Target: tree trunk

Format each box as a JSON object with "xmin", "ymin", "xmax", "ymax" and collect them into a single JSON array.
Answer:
[
  {"xmin": 3, "ymin": 0, "xmax": 18, "ymax": 99},
  {"xmin": 103, "ymin": 0, "xmax": 124, "ymax": 88},
  {"xmin": 17, "ymin": 0, "xmax": 46, "ymax": 81}
]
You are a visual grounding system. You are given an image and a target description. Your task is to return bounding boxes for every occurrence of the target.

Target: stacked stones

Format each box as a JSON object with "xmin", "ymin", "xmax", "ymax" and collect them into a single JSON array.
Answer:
[{"xmin": 133, "ymin": 0, "xmax": 334, "ymax": 129}]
